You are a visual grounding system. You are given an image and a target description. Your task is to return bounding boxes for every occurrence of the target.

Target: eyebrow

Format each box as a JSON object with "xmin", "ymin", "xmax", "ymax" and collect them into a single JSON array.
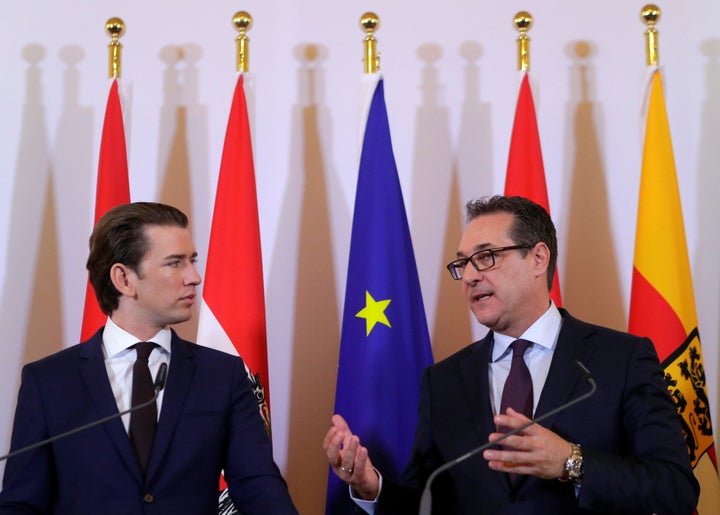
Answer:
[
  {"xmin": 456, "ymin": 243, "xmax": 493, "ymax": 259},
  {"xmin": 163, "ymin": 252, "xmax": 198, "ymax": 261}
]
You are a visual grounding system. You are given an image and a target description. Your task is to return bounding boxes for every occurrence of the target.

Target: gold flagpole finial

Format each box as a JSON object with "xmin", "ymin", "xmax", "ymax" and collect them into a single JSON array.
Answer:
[
  {"xmin": 641, "ymin": 4, "xmax": 661, "ymax": 66},
  {"xmin": 233, "ymin": 11, "xmax": 253, "ymax": 72},
  {"xmin": 514, "ymin": 12, "xmax": 533, "ymax": 72},
  {"xmin": 360, "ymin": 12, "xmax": 380, "ymax": 74},
  {"xmin": 105, "ymin": 17, "xmax": 125, "ymax": 79}
]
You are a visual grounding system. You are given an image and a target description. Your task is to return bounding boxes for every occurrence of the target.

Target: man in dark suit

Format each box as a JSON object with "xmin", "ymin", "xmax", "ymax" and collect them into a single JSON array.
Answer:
[
  {"xmin": 324, "ymin": 195, "xmax": 699, "ymax": 514},
  {"xmin": 0, "ymin": 202, "xmax": 298, "ymax": 514}
]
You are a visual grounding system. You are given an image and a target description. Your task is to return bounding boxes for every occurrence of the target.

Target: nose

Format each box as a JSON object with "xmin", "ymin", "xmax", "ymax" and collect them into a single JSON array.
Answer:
[
  {"xmin": 462, "ymin": 264, "xmax": 483, "ymax": 285},
  {"xmin": 186, "ymin": 263, "xmax": 202, "ymax": 286}
]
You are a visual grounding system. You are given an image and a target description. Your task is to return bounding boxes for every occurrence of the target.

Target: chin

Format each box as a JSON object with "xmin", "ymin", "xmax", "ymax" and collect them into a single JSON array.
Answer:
[{"xmin": 473, "ymin": 312, "xmax": 502, "ymax": 332}]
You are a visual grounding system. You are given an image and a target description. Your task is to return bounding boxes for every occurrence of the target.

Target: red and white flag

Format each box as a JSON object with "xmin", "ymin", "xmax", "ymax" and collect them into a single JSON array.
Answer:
[
  {"xmin": 504, "ymin": 71, "xmax": 562, "ymax": 306},
  {"xmin": 197, "ymin": 73, "xmax": 271, "ymax": 432},
  {"xmin": 80, "ymin": 78, "xmax": 130, "ymax": 341}
]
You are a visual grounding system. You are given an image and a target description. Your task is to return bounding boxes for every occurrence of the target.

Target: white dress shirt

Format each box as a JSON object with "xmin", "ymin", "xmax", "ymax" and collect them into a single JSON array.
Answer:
[
  {"xmin": 490, "ymin": 302, "xmax": 562, "ymax": 416},
  {"xmin": 101, "ymin": 317, "xmax": 172, "ymax": 432}
]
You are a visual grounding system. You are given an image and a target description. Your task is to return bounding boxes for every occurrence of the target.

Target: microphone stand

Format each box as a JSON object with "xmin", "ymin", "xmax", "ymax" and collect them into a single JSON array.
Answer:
[
  {"xmin": 0, "ymin": 362, "xmax": 168, "ymax": 462},
  {"xmin": 418, "ymin": 360, "xmax": 597, "ymax": 515}
]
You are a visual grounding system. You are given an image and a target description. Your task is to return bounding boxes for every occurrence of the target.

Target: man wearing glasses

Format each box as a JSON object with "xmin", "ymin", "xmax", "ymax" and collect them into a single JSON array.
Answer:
[{"xmin": 324, "ymin": 195, "xmax": 698, "ymax": 514}]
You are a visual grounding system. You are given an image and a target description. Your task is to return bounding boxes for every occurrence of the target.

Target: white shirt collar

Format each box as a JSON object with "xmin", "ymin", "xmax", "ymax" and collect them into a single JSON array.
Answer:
[
  {"xmin": 492, "ymin": 301, "xmax": 562, "ymax": 362},
  {"xmin": 102, "ymin": 317, "xmax": 173, "ymax": 358}
]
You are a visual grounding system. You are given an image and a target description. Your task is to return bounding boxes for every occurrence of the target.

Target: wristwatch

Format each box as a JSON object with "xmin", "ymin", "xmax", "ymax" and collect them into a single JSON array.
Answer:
[{"xmin": 563, "ymin": 443, "xmax": 584, "ymax": 485}]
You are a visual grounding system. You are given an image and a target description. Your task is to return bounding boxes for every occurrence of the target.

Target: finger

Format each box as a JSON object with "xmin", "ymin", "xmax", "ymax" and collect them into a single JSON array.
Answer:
[
  {"xmin": 322, "ymin": 425, "xmax": 340, "ymax": 452},
  {"xmin": 331, "ymin": 413, "xmax": 350, "ymax": 431},
  {"xmin": 483, "ymin": 449, "xmax": 532, "ymax": 470},
  {"xmin": 353, "ymin": 445, "xmax": 367, "ymax": 472},
  {"xmin": 488, "ymin": 434, "xmax": 528, "ymax": 451},
  {"xmin": 340, "ymin": 435, "xmax": 360, "ymax": 474},
  {"xmin": 326, "ymin": 429, "xmax": 347, "ymax": 466}
]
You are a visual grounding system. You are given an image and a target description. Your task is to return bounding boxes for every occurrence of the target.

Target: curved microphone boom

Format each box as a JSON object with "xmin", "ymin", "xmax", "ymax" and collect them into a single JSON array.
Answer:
[
  {"xmin": 0, "ymin": 362, "xmax": 168, "ymax": 462},
  {"xmin": 418, "ymin": 360, "xmax": 597, "ymax": 515}
]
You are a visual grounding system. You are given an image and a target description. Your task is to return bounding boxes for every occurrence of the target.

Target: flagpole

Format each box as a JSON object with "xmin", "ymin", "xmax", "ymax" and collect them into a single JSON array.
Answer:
[
  {"xmin": 233, "ymin": 11, "xmax": 252, "ymax": 73},
  {"xmin": 105, "ymin": 17, "xmax": 125, "ymax": 79},
  {"xmin": 632, "ymin": 6, "xmax": 720, "ymax": 513},
  {"xmin": 80, "ymin": 16, "xmax": 131, "ymax": 341},
  {"xmin": 360, "ymin": 12, "xmax": 380, "ymax": 73},
  {"xmin": 514, "ymin": 11, "xmax": 532, "ymax": 72},
  {"xmin": 641, "ymin": 4, "xmax": 661, "ymax": 66}
]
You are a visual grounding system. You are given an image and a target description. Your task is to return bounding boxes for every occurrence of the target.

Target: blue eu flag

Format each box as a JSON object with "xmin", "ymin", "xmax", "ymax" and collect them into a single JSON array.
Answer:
[{"xmin": 325, "ymin": 77, "xmax": 433, "ymax": 514}]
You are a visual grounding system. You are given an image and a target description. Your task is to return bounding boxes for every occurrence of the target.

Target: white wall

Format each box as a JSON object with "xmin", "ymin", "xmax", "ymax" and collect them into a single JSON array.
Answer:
[{"xmin": 1, "ymin": 1, "xmax": 718, "ymax": 512}]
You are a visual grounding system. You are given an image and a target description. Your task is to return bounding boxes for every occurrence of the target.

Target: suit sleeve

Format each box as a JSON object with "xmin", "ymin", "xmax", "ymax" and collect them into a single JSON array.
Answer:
[
  {"xmin": 0, "ymin": 365, "xmax": 54, "ymax": 513},
  {"xmin": 377, "ymin": 367, "xmax": 446, "ymax": 515},
  {"xmin": 578, "ymin": 338, "xmax": 699, "ymax": 514},
  {"xmin": 223, "ymin": 357, "xmax": 298, "ymax": 514}
]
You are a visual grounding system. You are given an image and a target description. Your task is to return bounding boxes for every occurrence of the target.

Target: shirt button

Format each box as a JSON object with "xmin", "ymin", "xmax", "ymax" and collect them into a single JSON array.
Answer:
[{"xmin": 143, "ymin": 493, "xmax": 154, "ymax": 503}]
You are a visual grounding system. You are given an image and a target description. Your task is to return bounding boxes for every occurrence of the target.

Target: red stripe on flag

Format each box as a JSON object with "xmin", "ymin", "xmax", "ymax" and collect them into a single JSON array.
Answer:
[
  {"xmin": 628, "ymin": 267, "xmax": 687, "ymax": 363},
  {"xmin": 505, "ymin": 74, "xmax": 549, "ymax": 206},
  {"xmin": 80, "ymin": 79, "xmax": 130, "ymax": 341},
  {"xmin": 203, "ymin": 74, "xmax": 270, "ymax": 406},
  {"xmin": 504, "ymin": 73, "xmax": 562, "ymax": 306}
]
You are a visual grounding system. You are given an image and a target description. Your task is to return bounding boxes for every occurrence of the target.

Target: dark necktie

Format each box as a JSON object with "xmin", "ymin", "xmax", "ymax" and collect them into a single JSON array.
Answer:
[
  {"xmin": 129, "ymin": 341, "xmax": 157, "ymax": 474},
  {"xmin": 499, "ymin": 339, "xmax": 534, "ymax": 422},
  {"xmin": 498, "ymin": 339, "xmax": 533, "ymax": 483}
]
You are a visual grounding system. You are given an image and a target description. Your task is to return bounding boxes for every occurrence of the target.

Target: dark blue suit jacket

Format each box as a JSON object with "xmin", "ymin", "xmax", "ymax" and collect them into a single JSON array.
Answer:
[
  {"xmin": 0, "ymin": 328, "xmax": 298, "ymax": 514},
  {"xmin": 377, "ymin": 309, "xmax": 699, "ymax": 514}
]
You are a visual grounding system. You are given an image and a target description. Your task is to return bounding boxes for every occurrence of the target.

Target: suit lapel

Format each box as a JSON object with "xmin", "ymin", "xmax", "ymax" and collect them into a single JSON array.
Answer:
[
  {"xmin": 147, "ymin": 330, "xmax": 195, "ymax": 480},
  {"xmin": 79, "ymin": 331, "xmax": 143, "ymax": 483},
  {"xmin": 534, "ymin": 310, "xmax": 595, "ymax": 428},
  {"xmin": 459, "ymin": 333, "xmax": 496, "ymax": 442}
]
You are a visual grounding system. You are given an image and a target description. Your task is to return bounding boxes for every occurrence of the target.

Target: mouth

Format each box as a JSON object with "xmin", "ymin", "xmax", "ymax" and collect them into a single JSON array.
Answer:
[{"xmin": 471, "ymin": 292, "xmax": 492, "ymax": 303}]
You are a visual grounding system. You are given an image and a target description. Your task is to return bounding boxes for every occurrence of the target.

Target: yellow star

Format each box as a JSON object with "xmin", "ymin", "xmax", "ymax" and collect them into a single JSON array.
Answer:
[{"xmin": 355, "ymin": 290, "xmax": 392, "ymax": 336}]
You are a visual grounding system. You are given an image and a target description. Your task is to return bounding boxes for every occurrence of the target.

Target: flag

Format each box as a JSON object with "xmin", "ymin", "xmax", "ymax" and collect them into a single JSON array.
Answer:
[
  {"xmin": 325, "ymin": 76, "xmax": 434, "ymax": 514},
  {"xmin": 80, "ymin": 78, "xmax": 130, "ymax": 341},
  {"xmin": 196, "ymin": 73, "xmax": 269, "ymax": 514},
  {"xmin": 504, "ymin": 71, "xmax": 562, "ymax": 306},
  {"xmin": 629, "ymin": 67, "xmax": 719, "ymax": 513},
  {"xmin": 197, "ymin": 73, "xmax": 270, "ymax": 424}
]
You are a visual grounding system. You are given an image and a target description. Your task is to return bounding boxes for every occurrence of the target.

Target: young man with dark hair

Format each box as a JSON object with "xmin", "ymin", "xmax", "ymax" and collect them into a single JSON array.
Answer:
[{"xmin": 1, "ymin": 202, "xmax": 298, "ymax": 514}]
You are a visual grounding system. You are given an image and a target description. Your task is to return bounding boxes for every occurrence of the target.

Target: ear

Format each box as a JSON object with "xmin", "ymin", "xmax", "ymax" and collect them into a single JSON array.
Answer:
[
  {"xmin": 531, "ymin": 242, "xmax": 551, "ymax": 277},
  {"xmin": 110, "ymin": 263, "xmax": 137, "ymax": 297}
]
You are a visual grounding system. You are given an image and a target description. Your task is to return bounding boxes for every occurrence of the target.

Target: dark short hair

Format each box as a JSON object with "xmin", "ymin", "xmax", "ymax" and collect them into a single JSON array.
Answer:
[
  {"xmin": 86, "ymin": 202, "xmax": 189, "ymax": 315},
  {"xmin": 465, "ymin": 195, "xmax": 557, "ymax": 291}
]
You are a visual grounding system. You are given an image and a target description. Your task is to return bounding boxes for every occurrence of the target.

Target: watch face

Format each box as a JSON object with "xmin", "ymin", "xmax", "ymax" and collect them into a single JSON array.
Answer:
[{"xmin": 566, "ymin": 445, "xmax": 583, "ymax": 482}]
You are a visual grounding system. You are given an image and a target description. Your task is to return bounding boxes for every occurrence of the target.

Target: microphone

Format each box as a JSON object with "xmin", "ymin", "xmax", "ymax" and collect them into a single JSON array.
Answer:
[
  {"xmin": 0, "ymin": 362, "xmax": 168, "ymax": 462},
  {"xmin": 418, "ymin": 360, "xmax": 597, "ymax": 515}
]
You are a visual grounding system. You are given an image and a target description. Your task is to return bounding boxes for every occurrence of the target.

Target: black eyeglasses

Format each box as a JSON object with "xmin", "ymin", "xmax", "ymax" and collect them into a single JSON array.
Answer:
[{"xmin": 446, "ymin": 244, "xmax": 536, "ymax": 280}]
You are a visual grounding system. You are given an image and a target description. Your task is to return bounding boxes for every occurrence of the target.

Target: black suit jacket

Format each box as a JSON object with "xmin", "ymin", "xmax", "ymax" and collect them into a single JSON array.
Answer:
[
  {"xmin": 378, "ymin": 309, "xmax": 699, "ymax": 514},
  {"xmin": 0, "ymin": 328, "xmax": 298, "ymax": 515}
]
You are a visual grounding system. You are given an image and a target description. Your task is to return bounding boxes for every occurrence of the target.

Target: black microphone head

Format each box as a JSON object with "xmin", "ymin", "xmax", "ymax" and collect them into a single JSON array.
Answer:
[
  {"xmin": 154, "ymin": 362, "xmax": 168, "ymax": 391},
  {"xmin": 573, "ymin": 360, "xmax": 593, "ymax": 381},
  {"xmin": 573, "ymin": 360, "xmax": 598, "ymax": 393}
]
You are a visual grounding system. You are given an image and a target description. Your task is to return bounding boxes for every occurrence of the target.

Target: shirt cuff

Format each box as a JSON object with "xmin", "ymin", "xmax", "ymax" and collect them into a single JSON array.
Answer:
[{"xmin": 349, "ymin": 467, "xmax": 383, "ymax": 514}]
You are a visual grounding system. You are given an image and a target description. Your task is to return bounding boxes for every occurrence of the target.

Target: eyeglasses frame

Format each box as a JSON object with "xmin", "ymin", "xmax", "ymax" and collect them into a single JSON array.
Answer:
[{"xmin": 446, "ymin": 243, "xmax": 537, "ymax": 280}]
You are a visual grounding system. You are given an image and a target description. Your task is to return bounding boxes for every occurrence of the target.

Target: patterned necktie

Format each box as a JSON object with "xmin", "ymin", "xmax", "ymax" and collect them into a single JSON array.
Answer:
[{"xmin": 129, "ymin": 341, "xmax": 157, "ymax": 475}]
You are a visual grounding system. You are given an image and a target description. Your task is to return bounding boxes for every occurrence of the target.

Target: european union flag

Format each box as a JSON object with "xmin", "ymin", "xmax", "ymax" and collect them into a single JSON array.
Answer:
[{"xmin": 326, "ymin": 77, "xmax": 433, "ymax": 514}]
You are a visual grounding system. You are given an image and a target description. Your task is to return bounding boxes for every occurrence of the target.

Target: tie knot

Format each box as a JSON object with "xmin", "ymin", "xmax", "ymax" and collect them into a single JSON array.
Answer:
[
  {"xmin": 133, "ymin": 342, "xmax": 156, "ymax": 361},
  {"xmin": 510, "ymin": 339, "xmax": 532, "ymax": 357}
]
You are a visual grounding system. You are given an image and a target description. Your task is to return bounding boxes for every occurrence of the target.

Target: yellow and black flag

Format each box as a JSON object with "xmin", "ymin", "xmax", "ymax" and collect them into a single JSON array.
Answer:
[{"xmin": 629, "ymin": 66, "xmax": 719, "ymax": 514}]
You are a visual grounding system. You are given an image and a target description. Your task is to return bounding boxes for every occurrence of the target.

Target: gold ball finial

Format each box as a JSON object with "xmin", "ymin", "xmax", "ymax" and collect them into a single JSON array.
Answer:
[
  {"xmin": 514, "ymin": 11, "xmax": 533, "ymax": 33},
  {"xmin": 233, "ymin": 11, "xmax": 253, "ymax": 33},
  {"xmin": 360, "ymin": 12, "xmax": 380, "ymax": 34},
  {"xmin": 641, "ymin": 4, "xmax": 661, "ymax": 27},
  {"xmin": 105, "ymin": 17, "xmax": 125, "ymax": 40}
]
